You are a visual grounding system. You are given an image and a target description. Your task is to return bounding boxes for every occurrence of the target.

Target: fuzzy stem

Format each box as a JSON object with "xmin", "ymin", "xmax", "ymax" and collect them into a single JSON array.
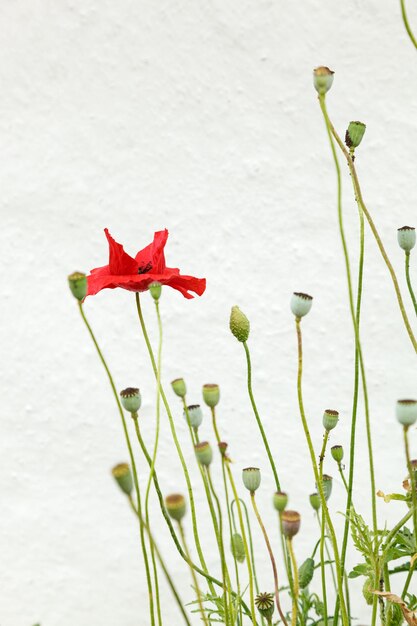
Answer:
[
  {"xmin": 178, "ymin": 522, "xmax": 210, "ymax": 626},
  {"xmin": 286, "ymin": 538, "xmax": 299, "ymax": 626},
  {"xmin": 405, "ymin": 251, "xmax": 417, "ymax": 315}
]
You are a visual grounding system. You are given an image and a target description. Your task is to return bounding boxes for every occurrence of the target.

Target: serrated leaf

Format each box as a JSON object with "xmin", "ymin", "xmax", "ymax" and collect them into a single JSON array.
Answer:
[{"xmin": 348, "ymin": 563, "xmax": 370, "ymax": 578}]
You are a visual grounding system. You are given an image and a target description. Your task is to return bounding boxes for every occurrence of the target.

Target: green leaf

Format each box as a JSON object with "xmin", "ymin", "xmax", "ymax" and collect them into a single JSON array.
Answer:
[{"xmin": 348, "ymin": 563, "xmax": 370, "ymax": 578}]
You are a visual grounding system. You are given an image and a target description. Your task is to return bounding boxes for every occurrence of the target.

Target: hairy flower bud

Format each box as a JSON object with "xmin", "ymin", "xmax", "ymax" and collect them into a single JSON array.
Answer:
[
  {"xmin": 184, "ymin": 404, "xmax": 203, "ymax": 429},
  {"xmin": 68, "ymin": 271, "xmax": 87, "ymax": 301},
  {"xmin": 345, "ymin": 121, "xmax": 366, "ymax": 149},
  {"xmin": 120, "ymin": 388, "xmax": 142, "ymax": 414},
  {"xmin": 323, "ymin": 409, "xmax": 339, "ymax": 432},
  {"xmin": 194, "ymin": 441, "xmax": 213, "ymax": 467},
  {"xmin": 396, "ymin": 399, "xmax": 417, "ymax": 427},
  {"xmin": 255, "ymin": 592, "xmax": 275, "ymax": 620},
  {"xmin": 290, "ymin": 292, "xmax": 313, "ymax": 318},
  {"xmin": 171, "ymin": 378, "xmax": 187, "ymax": 398},
  {"xmin": 309, "ymin": 492, "xmax": 321, "ymax": 511},
  {"xmin": 317, "ymin": 474, "xmax": 333, "ymax": 501},
  {"xmin": 313, "ymin": 66, "xmax": 334, "ymax": 95},
  {"xmin": 202, "ymin": 384, "xmax": 220, "ymax": 408},
  {"xmin": 273, "ymin": 491, "xmax": 288, "ymax": 512},
  {"xmin": 230, "ymin": 533, "xmax": 245, "ymax": 563},
  {"xmin": 281, "ymin": 510, "xmax": 301, "ymax": 539},
  {"xmin": 229, "ymin": 306, "xmax": 250, "ymax": 342},
  {"xmin": 397, "ymin": 226, "xmax": 416, "ymax": 252},
  {"xmin": 149, "ymin": 281, "xmax": 162, "ymax": 301},
  {"xmin": 242, "ymin": 467, "xmax": 261, "ymax": 492},
  {"xmin": 331, "ymin": 445, "xmax": 344, "ymax": 463},
  {"xmin": 165, "ymin": 494, "xmax": 186, "ymax": 522},
  {"xmin": 298, "ymin": 557, "xmax": 315, "ymax": 589},
  {"xmin": 111, "ymin": 463, "xmax": 133, "ymax": 496}
]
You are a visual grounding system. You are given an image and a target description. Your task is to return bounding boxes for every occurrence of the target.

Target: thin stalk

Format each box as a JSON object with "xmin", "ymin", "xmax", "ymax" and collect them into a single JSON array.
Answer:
[
  {"xmin": 315, "ymin": 513, "xmax": 337, "ymax": 594},
  {"xmin": 400, "ymin": 0, "xmax": 417, "ymax": 50},
  {"xmin": 178, "ymin": 521, "xmax": 210, "ymax": 626},
  {"xmin": 405, "ymin": 252, "xmax": 417, "ymax": 315},
  {"xmin": 286, "ymin": 538, "xmax": 299, "ymax": 626},
  {"xmin": 403, "ymin": 426, "xmax": 417, "ymax": 547},
  {"xmin": 384, "ymin": 509, "xmax": 413, "ymax": 551},
  {"xmin": 319, "ymin": 432, "xmax": 329, "ymax": 626},
  {"xmin": 250, "ymin": 492, "xmax": 288, "ymax": 626},
  {"xmin": 401, "ymin": 560, "xmax": 415, "ymax": 599}
]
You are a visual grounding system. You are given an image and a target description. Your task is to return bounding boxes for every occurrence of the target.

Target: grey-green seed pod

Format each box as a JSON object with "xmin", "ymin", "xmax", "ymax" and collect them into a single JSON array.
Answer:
[
  {"xmin": 396, "ymin": 399, "xmax": 417, "ymax": 427},
  {"xmin": 397, "ymin": 226, "xmax": 416, "ymax": 252},
  {"xmin": 345, "ymin": 121, "xmax": 366, "ymax": 149},
  {"xmin": 195, "ymin": 441, "xmax": 213, "ymax": 467},
  {"xmin": 230, "ymin": 533, "xmax": 246, "ymax": 563},
  {"xmin": 331, "ymin": 445, "xmax": 344, "ymax": 463},
  {"xmin": 317, "ymin": 475, "xmax": 333, "ymax": 501},
  {"xmin": 184, "ymin": 404, "xmax": 203, "ymax": 428},
  {"xmin": 323, "ymin": 409, "xmax": 339, "ymax": 432},
  {"xmin": 149, "ymin": 281, "xmax": 162, "ymax": 301},
  {"xmin": 120, "ymin": 388, "xmax": 142, "ymax": 414},
  {"xmin": 171, "ymin": 378, "xmax": 187, "ymax": 398},
  {"xmin": 242, "ymin": 467, "xmax": 261, "ymax": 492},
  {"xmin": 273, "ymin": 491, "xmax": 288, "ymax": 512},
  {"xmin": 281, "ymin": 510, "xmax": 301, "ymax": 539},
  {"xmin": 229, "ymin": 306, "xmax": 250, "ymax": 342},
  {"xmin": 68, "ymin": 271, "xmax": 87, "ymax": 301},
  {"xmin": 202, "ymin": 384, "xmax": 220, "ymax": 408},
  {"xmin": 362, "ymin": 577, "xmax": 373, "ymax": 606},
  {"xmin": 309, "ymin": 492, "xmax": 321, "ymax": 511},
  {"xmin": 291, "ymin": 292, "xmax": 313, "ymax": 318},
  {"xmin": 298, "ymin": 557, "xmax": 315, "ymax": 589},
  {"xmin": 112, "ymin": 463, "xmax": 133, "ymax": 496},
  {"xmin": 313, "ymin": 66, "xmax": 334, "ymax": 95},
  {"xmin": 165, "ymin": 494, "xmax": 186, "ymax": 522},
  {"xmin": 255, "ymin": 592, "xmax": 275, "ymax": 620}
]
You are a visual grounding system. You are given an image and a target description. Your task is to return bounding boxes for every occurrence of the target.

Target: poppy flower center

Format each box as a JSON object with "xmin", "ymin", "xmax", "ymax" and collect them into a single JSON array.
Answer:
[{"xmin": 138, "ymin": 262, "xmax": 153, "ymax": 274}]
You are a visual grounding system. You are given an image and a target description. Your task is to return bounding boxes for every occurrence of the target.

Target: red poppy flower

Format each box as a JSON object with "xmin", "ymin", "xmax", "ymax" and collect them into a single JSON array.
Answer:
[{"xmin": 86, "ymin": 229, "xmax": 206, "ymax": 299}]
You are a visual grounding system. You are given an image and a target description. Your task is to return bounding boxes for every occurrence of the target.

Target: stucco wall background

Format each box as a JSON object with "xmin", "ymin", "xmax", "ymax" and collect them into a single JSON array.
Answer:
[{"xmin": 2, "ymin": 1, "xmax": 417, "ymax": 624}]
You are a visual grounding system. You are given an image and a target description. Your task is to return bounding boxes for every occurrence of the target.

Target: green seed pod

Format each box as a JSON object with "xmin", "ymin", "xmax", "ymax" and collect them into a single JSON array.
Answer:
[
  {"xmin": 195, "ymin": 441, "xmax": 213, "ymax": 467},
  {"xmin": 202, "ymin": 384, "xmax": 220, "ymax": 408},
  {"xmin": 184, "ymin": 404, "xmax": 203, "ymax": 428},
  {"xmin": 112, "ymin": 463, "xmax": 133, "ymax": 496},
  {"xmin": 68, "ymin": 271, "xmax": 87, "ymax": 301},
  {"xmin": 120, "ymin": 388, "xmax": 142, "ymax": 414},
  {"xmin": 255, "ymin": 592, "xmax": 275, "ymax": 620},
  {"xmin": 331, "ymin": 445, "xmax": 344, "ymax": 463},
  {"xmin": 313, "ymin": 66, "xmax": 334, "ymax": 95},
  {"xmin": 242, "ymin": 467, "xmax": 261, "ymax": 492},
  {"xmin": 396, "ymin": 399, "xmax": 417, "ymax": 427},
  {"xmin": 290, "ymin": 292, "xmax": 313, "ymax": 318},
  {"xmin": 218, "ymin": 441, "xmax": 228, "ymax": 457},
  {"xmin": 345, "ymin": 121, "xmax": 366, "ymax": 149},
  {"xmin": 323, "ymin": 409, "xmax": 339, "ymax": 432},
  {"xmin": 362, "ymin": 577, "xmax": 373, "ymax": 606},
  {"xmin": 171, "ymin": 378, "xmax": 187, "ymax": 398},
  {"xmin": 229, "ymin": 306, "xmax": 250, "ymax": 342},
  {"xmin": 397, "ymin": 226, "xmax": 416, "ymax": 252},
  {"xmin": 165, "ymin": 494, "xmax": 186, "ymax": 522},
  {"xmin": 230, "ymin": 533, "xmax": 246, "ymax": 563},
  {"xmin": 273, "ymin": 491, "xmax": 288, "ymax": 512},
  {"xmin": 281, "ymin": 510, "xmax": 301, "ymax": 539},
  {"xmin": 317, "ymin": 475, "xmax": 333, "ymax": 501},
  {"xmin": 309, "ymin": 492, "xmax": 321, "ymax": 511},
  {"xmin": 149, "ymin": 281, "xmax": 162, "ymax": 301},
  {"xmin": 298, "ymin": 557, "xmax": 315, "ymax": 589}
]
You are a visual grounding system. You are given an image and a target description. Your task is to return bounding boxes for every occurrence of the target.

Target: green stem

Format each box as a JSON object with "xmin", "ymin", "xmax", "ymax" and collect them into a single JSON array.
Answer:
[
  {"xmin": 405, "ymin": 252, "xmax": 417, "ymax": 315},
  {"xmin": 319, "ymin": 432, "xmax": 329, "ymax": 626},
  {"xmin": 400, "ymin": 0, "xmax": 417, "ymax": 50},
  {"xmin": 403, "ymin": 426, "xmax": 417, "ymax": 548},
  {"xmin": 178, "ymin": 522, "xmax": 210, "ymax": 626},
  {"xmin": 287, "ymin": 538, "xmax": 298, "ymax": 626},
  {"xmin": 384, "ymin": 509, "xmax": 413, "ymax": 552},
  {"xmin": 401, "ymin": 560, "xmax": 416, "ymax": 599}
]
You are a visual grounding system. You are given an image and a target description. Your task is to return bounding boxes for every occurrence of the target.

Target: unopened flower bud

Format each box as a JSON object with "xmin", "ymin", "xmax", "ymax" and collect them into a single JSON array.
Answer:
[
  {"xmin": 112, "ymin": 463, "xmax": 133, "ymax": 496},
  {"xmin": 331, "ymin": 445, "xmax": 344, "ymax": 463},
  {"xmin": 397, "ymin": 226, "xmax": 416, "ymax": 252},
  {"xmin": 218, "ymin": 441, "xmax": 228, "ymax": 457},
  {"xmin": 345, "ymin": 121, "xmax": 366, "ymax": 149},
  {"xmin": 242, "ymin": 467, "xmax": 261, "ymax": 492},
  {"xmin": 317, "ymin": 474, "xmax": 333, "ymax": 501},
  {"xmin": 313, "ymin": 66, "xmax": 334, "ymax": 95},
  {"xmin": 281, "ymin": 510, "xmax": 301, "ymax": 538},
  {"xmin": 362, "ymin": 578, "xmax": 374, "ymax": 606},
  {"xmin": 202, "ymin": 384, "xmax": 220, "ymax": 408},
  {"xmin": 171, "ymin": 378, "xmax": 187, "ymax": 398},
  {"xmin": 396, "ymin": 399, "xmax": 417, "ymax": 427},
  {"xmin": 273, "ymin": 491, "xmax": 288, "ymax": 512},
  {"xmin": 309, "ymin": 492, "xmax": 321, "ymax": 511},
  {"xmin": 68, "ymin": 271, "xmax": 87, "ymax": 301},
  {"xmin": 231, "ymin": 533, "xmax": 245, "ymax": 563},
  {"xmin": 323, "ymin": 409, "xmax": 339, "ymax": 432},
  {"xmin": 149, "ymin": 281, "xmax": 162, "ymax": 301},
  {"xmin": 255, "ymin": 592, "xmax": 275, "ymax": 620},
  {"xmin": 195, "ymin": 441, "xmax": 213, "ymax": 467},
  {"xmin": 298, "ymin": 557, "xmax": 315, "ymax": 589},
  {"xmin": 120, "ymin": 388, "xmax": 141, "ymax": 414},
  {"xmin": 184, "ymin": 404, "xmax": 203, "ymax": 428},
  {"xmin": 165, "ymin": 494, "xmax": 186, "ymax": 522},
  {"xmin": 291, "ymin": 292, "xmax": 313, "ymax": 318},
  {"xmin": 230, "ymin": 306, "xmax": 250, "ymax": 342}
]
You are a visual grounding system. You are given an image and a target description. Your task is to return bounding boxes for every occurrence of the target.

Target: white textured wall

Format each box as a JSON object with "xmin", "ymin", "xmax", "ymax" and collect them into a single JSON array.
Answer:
[{"xmin": 2, "ymin": 1, "xmax": 417, "ymax": 624}]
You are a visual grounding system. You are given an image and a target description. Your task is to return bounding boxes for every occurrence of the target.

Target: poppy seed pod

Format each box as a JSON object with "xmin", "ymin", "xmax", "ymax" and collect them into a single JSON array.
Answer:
[
  {"xmin": 242, "ymin": 467, "xmax": 261, "ymax": 492},
  {"xmin": 309, "ymin": 492, "xmax": 321, "ymax": 511},
  {"xmin": 171, "ymin": 378, "xmax": 187, "ymax": 398},
  {"xmin": 229, "ymin": 306, "xmax": 250, "ymax": 342},
  {"xmin": 298, "ymin": 557, "xmax": 315, "ymax": 589},
  {"xmin": 194, "ymin": 441, "xmax": 213, "ymax": 467},
  {"xmin": 345, "ymin": 121, "xmax": 366, "ymax": 149},
  {"xmin": 149, "ymin": 281, "xmax": 162, "ymax": 301},
  {"xmin": 313, "ymin": 66, "xmax": 334, "ymax": 95},
  {"xmin": 290, "ymin": 292, "xmax": 313, "ymax": 318},
  {"xmin": 218, "ymin": 441, "xmax": 228, "ymax": 457},
  {"xmin": 273, "ymin": 491, "xmax": 288, "ymax": 512},
  {"xmin": 202, "ymin": 384, "xmax": 220, "ymax": 408},
  {"xmin": 281, "ymin": 510, "xmax": 301, "ymax": 539},
  {"xmin": 120, "ymin": 388, "xmax": 142, "ymax": 414},
  {"xmin": 165, "ymin": 494, "xmax": 186, "ymax": 522},
  {"xmin": 230, "ymin": 533, "xmax": 245, "ymax": 563},
  {"xmin": 396, "ymin": 399, "xmax": 417, "ymax": 427},
  {"xmin": 68, "ymin": 271, "xmax": 87, "ymax": 301},
  {"xmin": 255, "ymin": 592, "xmax": 275, "ymax": 620},
  {"xmin": 184, "ymin": 404, "xmax": 203, "ymax": 429},
  {"xmin": 323, "ymin": 409, "xmax": 339, "ymax": 432},
  {"xmin": 317, "ymin": 474, "xmax": 333, "ymax": 501},
  {"xmin": 331, "ymin": 445, "xmax": 344, "ymax": 463},
  {"xmin": 111, "ymin": 463, "xmax": 133, "ymax": 496},
  {"xmin": 397, "ymin": 226, "xmax": 416, "ymax": 252}
]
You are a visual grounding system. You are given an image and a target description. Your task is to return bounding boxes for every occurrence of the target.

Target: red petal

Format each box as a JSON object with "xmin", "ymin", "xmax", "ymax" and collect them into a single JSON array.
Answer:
[
  {"xmin": 105, "ymin": 229, "xmax": 139, "ymax": 275},
  {"xmin": 135, "ymin": 229, "xmax": 168, "ymax": 273}
]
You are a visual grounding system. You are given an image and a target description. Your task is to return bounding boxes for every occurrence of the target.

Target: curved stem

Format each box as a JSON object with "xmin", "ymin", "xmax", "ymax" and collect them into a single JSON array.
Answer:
[
  {"xmin": 178, "ymin": 522, "xmax": 210, "ymax": 626},
  {"xmin": 286, "ymin": 538, "xmax": 299, "ymax": 626},
  {"xmin": 405, "ymin": 252, "xmax": 417, "ymax": 315},
  {"xmin": 400, "ymin": 0, "xmax": 417, "ymax": 50}
]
